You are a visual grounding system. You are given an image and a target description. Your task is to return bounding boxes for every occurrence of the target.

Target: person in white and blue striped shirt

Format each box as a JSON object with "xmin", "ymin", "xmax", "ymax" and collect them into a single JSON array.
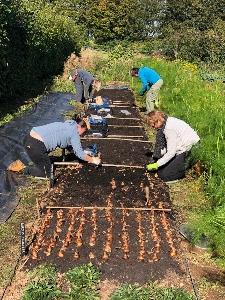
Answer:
[{"xmin": 146, "ymin": 111, "xmax": 200, "ymax": 181}]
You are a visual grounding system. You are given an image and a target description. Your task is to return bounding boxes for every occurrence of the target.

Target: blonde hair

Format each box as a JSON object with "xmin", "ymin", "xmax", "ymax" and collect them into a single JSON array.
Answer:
[{"xmin": 146, "ymin": 111, "xmax": 166, "ymax": 128}]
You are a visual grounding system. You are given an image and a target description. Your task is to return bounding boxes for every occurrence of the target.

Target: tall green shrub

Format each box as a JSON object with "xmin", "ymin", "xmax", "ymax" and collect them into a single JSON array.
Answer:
[{"xmin": 0, "ymin": 0, "xmax": 82, "ymax": 101}]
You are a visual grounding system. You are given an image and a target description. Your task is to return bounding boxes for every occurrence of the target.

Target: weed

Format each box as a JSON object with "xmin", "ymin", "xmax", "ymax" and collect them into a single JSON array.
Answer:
[
  {"xmin": 63, "ymin": 100, "xmax": 86, "ymax": 120},
  {"xmin": 22, "ymin": 265, "xmax": 62, "ymax": 300},
  {"xmin": 50, "ymin": 77, "xmax": 76, "ymax": 93},
  {"xmin": 66, "ymin": 263, "xmax": 101, "ymax": 299},
  {"xmin": 110, "ymin": 282, "xmax": 194, "ymax": 300}
]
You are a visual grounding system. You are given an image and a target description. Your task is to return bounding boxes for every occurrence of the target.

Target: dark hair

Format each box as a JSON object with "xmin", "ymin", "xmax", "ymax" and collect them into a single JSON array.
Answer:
[
  {"xmin": 75, "ymin": 117, "xmax": 88, "ymax": 129},
  {"xmin": 131, "ymin": 68, "xmax": 139, "ymax": 76}
]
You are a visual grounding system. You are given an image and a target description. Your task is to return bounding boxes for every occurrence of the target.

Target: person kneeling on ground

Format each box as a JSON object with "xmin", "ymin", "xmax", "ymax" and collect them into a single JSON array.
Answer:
[
  {"xmin": 146, "ymin": 111, "xmax": 200, "ymax": 182},
  {"xmin": 131, "ymin": 67, "xmax": 163, "ymax": 113},
  {"xmin": 23, "ymin": 118, "xmax": 101, "ymax": 178},
  {"xmin": 69, "ymin": 68, "xmax": 101, "ymax": 103}
]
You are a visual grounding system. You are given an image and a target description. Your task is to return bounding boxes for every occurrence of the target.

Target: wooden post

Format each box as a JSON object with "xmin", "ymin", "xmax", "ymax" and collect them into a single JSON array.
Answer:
[
  {"xmin": 101, "ymin": 163, "xmax": 144, "ymax": 169},
  {"xmin": 45, "ymin": 206, "xmax": 171, "ymax": 212},
  {"xmin": 106, "ymin": 117, "xmax": 140, "ymax": 120},
  {"xmin": 107, "ymin": 135, "xmax": 144, "ymax": 138},
  {"xmin": 53, "ymin": 162, "xmax": 80, "ymax": 166},
  {"xmin": 53, "ymin": 162, "xmax": 144, "ymax": 169},
  {"xmin": 49, "ymin": 164, "xmax": 55, "ymax": 188},
  {"xmin": 81, "ymin": 137, "xmax": 150, "ymax": 143},
  {"xmin": 109, "ymin": 105, "xmax": 131, "ymax": 108},
  {"xmin": 108, "ymin": 125, "xmax": 143, "ymax": 128}
]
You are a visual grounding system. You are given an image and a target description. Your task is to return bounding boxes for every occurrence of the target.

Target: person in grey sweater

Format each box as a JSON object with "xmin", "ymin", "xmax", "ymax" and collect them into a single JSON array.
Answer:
[
  {"xmin": 146, "ymin": 111, "xmax": 200, "ymax": 181},
  {"xmin": 24, "ymin": 119, "xmax": 101, "ymax": 178},
  {"xmin": 69, "ymin": 69, "xmax": 101, "ymax": 103}
]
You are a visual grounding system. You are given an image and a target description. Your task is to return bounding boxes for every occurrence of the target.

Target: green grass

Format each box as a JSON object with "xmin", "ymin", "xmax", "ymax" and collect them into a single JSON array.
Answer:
[
  {"xmin": 110, "ymin": 283, "xmax": 194, "ymax": 300},
  {"xmin": 82, "ymin": 46, "xmax": 225, "ymax": 258},
  {"xmin": 0, "ymin": 96, "xmax": 41, "ymax": 126},
  {"xmin": 50, "ymin": 77, "xmax": 76, "ymax": 93},
  {"xmin": 0, "ymin": 178, "xmax": 48, "ymax": 290}
]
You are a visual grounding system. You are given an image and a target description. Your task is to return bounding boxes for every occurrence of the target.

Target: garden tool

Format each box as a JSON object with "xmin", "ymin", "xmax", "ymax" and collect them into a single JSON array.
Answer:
[
  {"xmin": 87, "ymin": 115, "xmax": 108, "ymax": 137},
  {"xmin": 93, "ymin": 152, "xmax": 102, "ymax": 169},
  {"xmin": 84, "ymin": 144, "xmax": 98, "ymax": 157},
  {"xmin": 7, "ymin": 160, "xmax": 26, "ymax": 172},
  {"xmin": 95, "ymin": 96, "xmax": 103, "ymax": 105},
  {"xmin": 88, "ymin": 96, "xmax": 110, "ymax": 110},
  {"xmin": 89, "ymin": 115, "xmax": 107, "ymax": 126}
]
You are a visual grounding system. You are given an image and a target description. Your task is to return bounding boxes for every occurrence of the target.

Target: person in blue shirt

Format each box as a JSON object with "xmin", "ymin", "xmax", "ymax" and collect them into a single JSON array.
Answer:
[
  {"xmin": 23, "ymin": 119, "xmax": 101, "ymax": 178},
  {"xmin": 131, "ymin": 67, "xmax": 163, "ymax": 113}
]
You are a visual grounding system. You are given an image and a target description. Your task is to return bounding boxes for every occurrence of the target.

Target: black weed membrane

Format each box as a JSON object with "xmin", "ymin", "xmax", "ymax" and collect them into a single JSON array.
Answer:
[{"xmin": 0, "ymin": 92, "xmax": 75, "ymax": 223}]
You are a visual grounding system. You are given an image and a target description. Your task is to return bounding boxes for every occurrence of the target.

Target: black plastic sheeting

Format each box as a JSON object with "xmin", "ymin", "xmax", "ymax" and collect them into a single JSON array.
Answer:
[{"xmin": 0, "ymin": 92, "xmax": 75, "ymax": 223}]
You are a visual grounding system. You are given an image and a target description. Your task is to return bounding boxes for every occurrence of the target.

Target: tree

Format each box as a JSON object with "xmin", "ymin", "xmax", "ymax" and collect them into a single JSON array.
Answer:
[
  {"xmin": 160, "ymin": 0, "xmax": 225, "ymax": 62},
  {"xmin": 66, "ymin": 0, "xmax": 162, "ymax": 43}
]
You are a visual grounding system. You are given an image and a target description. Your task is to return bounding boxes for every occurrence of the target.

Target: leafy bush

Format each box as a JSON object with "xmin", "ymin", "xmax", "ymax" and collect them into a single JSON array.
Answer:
[
  {"xmin": 66, "ymin": 263, "xmax": 101, "ymax": 299},
  {"xmin": 22, "ymin": 264, "xmax": 62, "ymax": 300},
  {"xmin": 0, "ymin": 0, "xmax": 81, "ymax": 101}
]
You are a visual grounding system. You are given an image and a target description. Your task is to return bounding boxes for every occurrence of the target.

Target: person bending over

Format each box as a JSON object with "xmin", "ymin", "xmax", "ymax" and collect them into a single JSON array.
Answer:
[
  {"xmin": 131, "ymin": 67, "xmax": 163, "ymax": 113},
  {"xmin": 23, "ymin": 119, "xmax": 101, "ymax": 178},
  {"xmin": 146, "ymin": 111, "xmax": 200, "ymax": 181},
  {"xmin": 69, "ymin": 69, "xmax": 101, "ymax": 103}
]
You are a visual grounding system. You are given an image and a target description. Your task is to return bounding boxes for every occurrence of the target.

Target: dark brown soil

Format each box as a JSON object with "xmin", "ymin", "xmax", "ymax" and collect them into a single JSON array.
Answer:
[{"xmin": 25, "ymin": 87, "xmax": 182, "ymax": 284}]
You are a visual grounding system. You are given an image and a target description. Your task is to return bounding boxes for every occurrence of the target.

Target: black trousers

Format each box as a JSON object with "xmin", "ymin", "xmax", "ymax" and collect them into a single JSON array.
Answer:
[
  {"xmin": 24, "ymin": 135, "xmax": 51, "ymax": 178},
  {"xmin": 157, "ymin": 152, "xmax": 187, "ymax": 182}
]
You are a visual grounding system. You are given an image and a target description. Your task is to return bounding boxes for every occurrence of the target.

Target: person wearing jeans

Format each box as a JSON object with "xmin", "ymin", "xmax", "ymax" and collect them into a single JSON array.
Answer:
[
  {"xmin": 131, "ymin": 67, "xmax": 163, "ymax": 113},
  {"xmin": 24, "ymin": 119, "xmax": 101, "ymax": 178},
  {"xmin": 145, "ymin": 111, "xmax": 200, "ymax": 182}
]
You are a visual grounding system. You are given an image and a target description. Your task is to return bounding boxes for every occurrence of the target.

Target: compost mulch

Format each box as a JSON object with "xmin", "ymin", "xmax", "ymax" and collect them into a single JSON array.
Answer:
[
  {"xmin": 25, "ymin": 86, "xmax": 182, "ymax": 283},
  {"xmin": 44, "ymin": 166, "xmax": 170, "ymax": 208},
  {"xmin": 105, "ymin": 126, "xmax": 146, "ymax": 137},
  {"xmin": 106, "ymin": 117, "xmax": 142, "ymax": 126},
  {"xmin": 81, "ymin": 139, "xmax": 151, "ymax": 166}
]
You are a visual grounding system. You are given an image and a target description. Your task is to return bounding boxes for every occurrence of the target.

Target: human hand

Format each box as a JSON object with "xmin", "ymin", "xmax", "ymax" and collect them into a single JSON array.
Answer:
[
  {"xmin": 92, "ymin": 156, "xmax": 101, "ymax": 165},
  {"xmin": 146, "ymin": 162, "xmax": 158, "ymax": 171}
]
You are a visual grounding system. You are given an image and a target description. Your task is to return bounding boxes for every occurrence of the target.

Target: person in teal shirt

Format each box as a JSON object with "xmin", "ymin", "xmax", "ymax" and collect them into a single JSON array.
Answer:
[{"xmin": 131, "ymin": 67, "xmax": 163, "ymax": 113}]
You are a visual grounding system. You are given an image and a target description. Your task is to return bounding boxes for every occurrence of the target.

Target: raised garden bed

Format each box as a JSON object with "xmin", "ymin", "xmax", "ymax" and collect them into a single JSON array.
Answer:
[{"xmin": 25, "ymin": 87, "xmax": 181, "ymax": 284}]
